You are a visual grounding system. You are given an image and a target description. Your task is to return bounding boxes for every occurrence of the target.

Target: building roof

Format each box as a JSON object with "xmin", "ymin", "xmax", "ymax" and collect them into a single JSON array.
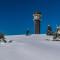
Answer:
[{"xmin": 34, "ymin": 11, "xmax": 42, "ymax": 14}]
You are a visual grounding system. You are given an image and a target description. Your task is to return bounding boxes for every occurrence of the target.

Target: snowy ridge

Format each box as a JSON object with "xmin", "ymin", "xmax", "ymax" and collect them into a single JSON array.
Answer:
[
  {"xmin": 5, "ymin": 34, "xmax": 60, "ymax": 45},
  {"xmin": 5, "ymin": 34, "xmax": 46, "ymax": 41}
]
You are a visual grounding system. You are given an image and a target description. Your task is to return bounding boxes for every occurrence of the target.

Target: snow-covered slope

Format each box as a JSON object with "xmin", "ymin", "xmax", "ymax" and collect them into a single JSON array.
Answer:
[
  {"xmin": 0, "ymin": 34, "xmax": 60, "ymax": 60},
  {"xmin": 5, "ymin": 34, "xmax": 46, "ymax": 41}
]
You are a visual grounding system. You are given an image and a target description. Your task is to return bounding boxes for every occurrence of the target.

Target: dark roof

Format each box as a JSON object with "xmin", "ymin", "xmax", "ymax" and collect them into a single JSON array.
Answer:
[{"xmin": 34, "ymin": 11, "xmax": 42, "ymax": 14}]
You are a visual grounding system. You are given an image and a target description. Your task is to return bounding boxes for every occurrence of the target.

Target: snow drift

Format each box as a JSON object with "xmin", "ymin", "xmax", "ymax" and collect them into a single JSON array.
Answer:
[{"xmin": 0, "ymin": 34, "xmax": 60, "ymax": 60}]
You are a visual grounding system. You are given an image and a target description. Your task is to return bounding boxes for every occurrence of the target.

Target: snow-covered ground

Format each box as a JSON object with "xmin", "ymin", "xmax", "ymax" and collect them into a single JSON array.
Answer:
[{"xmin": 0, "ymin": 34, "xmax": 60, "ymax": 60}]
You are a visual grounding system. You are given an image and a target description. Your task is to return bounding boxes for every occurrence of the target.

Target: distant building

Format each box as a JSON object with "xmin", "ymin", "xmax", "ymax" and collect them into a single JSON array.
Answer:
[
  {"xmin": 46, "ymin": 25, "xmax": 53, "ymax": 35},
  {"xmin": 33, "ymin": 11, "xmax": 42, "ymax": 34}
]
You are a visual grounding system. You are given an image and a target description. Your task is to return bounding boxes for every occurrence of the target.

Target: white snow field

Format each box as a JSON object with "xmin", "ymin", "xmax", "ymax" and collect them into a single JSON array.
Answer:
[{"xmin": 0, "ymin": 34, "xmax": 60, "ymax": 60}]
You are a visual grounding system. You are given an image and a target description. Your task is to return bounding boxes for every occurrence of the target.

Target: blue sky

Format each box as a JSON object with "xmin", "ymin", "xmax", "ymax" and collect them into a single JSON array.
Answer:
[{"xmin": 0, "ymin": 0, "xmax": 60, "ymax": 35}]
